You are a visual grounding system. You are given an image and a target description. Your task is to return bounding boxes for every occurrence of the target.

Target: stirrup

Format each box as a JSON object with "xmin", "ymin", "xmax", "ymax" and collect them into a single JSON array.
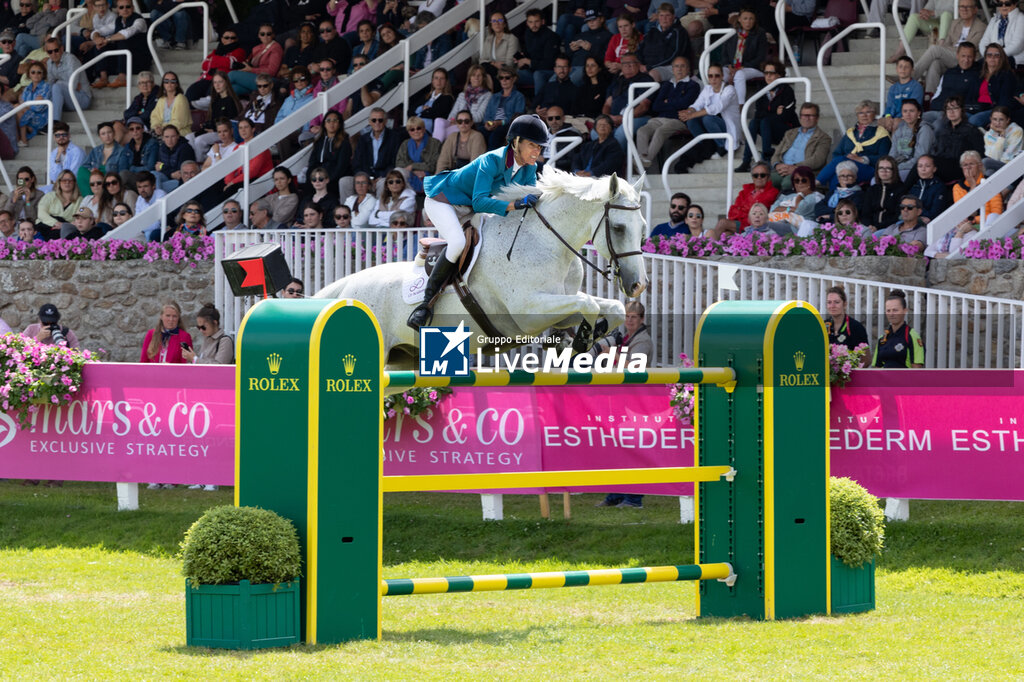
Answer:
[{"xmin": 407, "ymin": 304, "xmax": 434, "ymax": 332}]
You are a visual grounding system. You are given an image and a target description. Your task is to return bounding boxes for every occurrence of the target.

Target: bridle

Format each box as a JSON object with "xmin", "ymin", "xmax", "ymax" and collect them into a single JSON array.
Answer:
[{"xmin": 527, "ymin": 199, "xmax": 644, "ymax": 282}]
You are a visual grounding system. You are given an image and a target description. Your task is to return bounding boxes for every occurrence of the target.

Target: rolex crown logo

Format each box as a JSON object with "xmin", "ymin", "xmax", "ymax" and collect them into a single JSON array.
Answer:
[
  {"xmin": 268, "ymin": 352, "xmax": 283, "ymax": 375},
  {"xmin": 793, "ymin": 351, "xmax": 806, "ymax": 372},
  {"xmin": 342, "ymin": 353, "xmax": 357, "ymax": 376}
]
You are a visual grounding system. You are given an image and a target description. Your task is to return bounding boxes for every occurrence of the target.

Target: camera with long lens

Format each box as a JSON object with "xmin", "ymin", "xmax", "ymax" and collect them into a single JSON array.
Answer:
[{"xmin": 49, "ymin": 324, "xmax": 67, "ymax": 346}]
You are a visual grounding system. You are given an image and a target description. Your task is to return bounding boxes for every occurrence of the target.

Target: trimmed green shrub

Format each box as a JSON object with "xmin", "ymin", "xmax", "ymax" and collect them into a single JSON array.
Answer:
[
  {"xmin": 181, "ymin": 506, "xmax": 302, "ymax": 586},
  {"xmin": 830, "ymin": 477, "xmax": 885, "ymax": 567}
]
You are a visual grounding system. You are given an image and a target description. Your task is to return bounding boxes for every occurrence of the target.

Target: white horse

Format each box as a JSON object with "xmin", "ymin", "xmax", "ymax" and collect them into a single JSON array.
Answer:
[{"xmin": 315, "ymin": 168, "xmax": 649, "ymax": 369}]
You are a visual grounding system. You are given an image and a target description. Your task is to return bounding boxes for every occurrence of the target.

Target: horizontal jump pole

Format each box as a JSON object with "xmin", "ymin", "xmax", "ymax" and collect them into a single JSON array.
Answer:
[
  {"xmin": 383, "ymin": 367, "xmax": 737, "ymax": 390},
  {"xmin": 382, "ymin": 465, "xmax": 736, "ymax": 493},
  {"xmin": 382, "ymin": 563, "xmax": 736, "ymax": 595}
]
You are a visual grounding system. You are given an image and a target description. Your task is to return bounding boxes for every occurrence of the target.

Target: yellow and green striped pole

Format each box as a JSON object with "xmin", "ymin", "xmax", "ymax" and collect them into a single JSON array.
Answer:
[
  {"xmin": 382, "ymin": 563, "xmax": 735, "ymax": 595},
  {"xmin": 384, "ymin": 367, "xmax": 737, "ymax": 391}
]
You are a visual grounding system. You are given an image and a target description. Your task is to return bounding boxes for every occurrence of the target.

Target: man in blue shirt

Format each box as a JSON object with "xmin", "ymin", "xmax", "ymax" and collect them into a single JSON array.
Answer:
[
  {"xmin": 649, "ymin": 192, "xmax": 691, "ymax": 238},
  {"xmin": 770, "ymin": 102, "xmax": 831, "ymax": 191}
]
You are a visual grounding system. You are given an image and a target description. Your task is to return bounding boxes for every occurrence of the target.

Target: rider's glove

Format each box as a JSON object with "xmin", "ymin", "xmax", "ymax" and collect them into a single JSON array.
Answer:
[{"xmin": 514, "ymin": 194, "xmax": 539, "ymax": 210}]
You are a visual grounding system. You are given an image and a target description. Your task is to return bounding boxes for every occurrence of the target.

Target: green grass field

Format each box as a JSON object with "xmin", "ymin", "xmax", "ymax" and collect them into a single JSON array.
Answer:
[{"xmin": 2, "ymin": 481, "xmax": 1024, "ymax": 679}]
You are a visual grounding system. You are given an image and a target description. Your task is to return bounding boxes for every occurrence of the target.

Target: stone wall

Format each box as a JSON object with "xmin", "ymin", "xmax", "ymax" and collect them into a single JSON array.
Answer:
[{"xmin": 0, "ymin": 260, "xmax": 215, "ymax": 362}]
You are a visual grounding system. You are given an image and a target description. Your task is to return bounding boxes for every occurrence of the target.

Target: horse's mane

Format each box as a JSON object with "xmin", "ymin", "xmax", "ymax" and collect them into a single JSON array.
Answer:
[{"xmin": 497, "ymin": 167, "xmax": 643, "ymax": 204}]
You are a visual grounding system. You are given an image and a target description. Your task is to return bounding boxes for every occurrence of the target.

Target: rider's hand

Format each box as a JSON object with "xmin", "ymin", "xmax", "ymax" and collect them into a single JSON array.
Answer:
[{"xmin": 514, "ymin": 194, "xmax": 539, "ymax": 210}]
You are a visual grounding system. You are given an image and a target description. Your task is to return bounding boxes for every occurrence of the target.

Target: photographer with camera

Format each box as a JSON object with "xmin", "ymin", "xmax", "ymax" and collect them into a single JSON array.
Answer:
[{"xmin": 22, "ymin": 303, "xmax": 79, "ymax": 348}]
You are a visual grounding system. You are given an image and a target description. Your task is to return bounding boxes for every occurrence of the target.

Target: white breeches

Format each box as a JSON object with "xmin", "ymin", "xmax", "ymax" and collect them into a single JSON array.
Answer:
[{"xmin": 424, "ymin": 196, "xmax": 465, "ymax": 263}]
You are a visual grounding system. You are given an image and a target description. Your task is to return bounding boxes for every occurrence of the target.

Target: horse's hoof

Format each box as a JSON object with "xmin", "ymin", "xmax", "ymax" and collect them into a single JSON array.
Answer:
[
  {"xmin": 593, "ymin": 318, "xmax": 609, "ymax": 340},
  {"xmin": 571, "ymin": 320, "xmax": 592, "ymax": 353}
]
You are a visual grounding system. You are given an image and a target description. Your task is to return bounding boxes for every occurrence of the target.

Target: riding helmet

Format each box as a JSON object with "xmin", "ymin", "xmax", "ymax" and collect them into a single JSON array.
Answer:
[{"xmin": 506, "ymin": 114, "xmax": 549, "ymax": 146}]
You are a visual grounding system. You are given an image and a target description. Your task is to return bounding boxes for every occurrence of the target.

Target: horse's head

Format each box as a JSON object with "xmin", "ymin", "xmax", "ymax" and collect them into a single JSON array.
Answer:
[{"xmin": 595, "ymin": 173, "xmax": 648, "ymax": 299}]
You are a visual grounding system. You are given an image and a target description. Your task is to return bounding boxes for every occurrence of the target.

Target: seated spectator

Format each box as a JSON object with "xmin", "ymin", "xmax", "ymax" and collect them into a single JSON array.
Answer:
[
  {"xmin": 97, "ymin": 172, "xmax": 137, "ymax": 225},
  {"xmin": 397, "ymin": 116, "xmax": 442, "ymax": 193},
  {"xmin": 275, "ymin": 66, "xmax": 315, "ymax": 130},
  {"xmin": 241, "ymin": 74, "xmax": 282, "ymax": 133},
  {"xmin": 282, "ymin": 22, "xmax": 320, "ymax": 80},
  {"xmin": 931, "ymin": 94, "xmax": 985, "ymax": 182},
  {"xmin": 122, "ymin": 116, "xmax": 159, "ymax": 188},
  {"xmin": 410, "ymin": 10, "xmax": 453, "ymax": 75},
  {"xmin": 301, "ymin": 60, "xmax": 347, "ymax": 144},
  {"xmin": 448, "ymin": 65, "xmax": 493, "ymax": 127},
  {"xmin": 39, "ymin": 170, "xmax": 82, "ymax": 240},
  {"xmin": 516, "ymin": 9, "xmax": 562, "ymax": 95},
  {"xmin": 110, "ymin": 201, "xmax": 135, "ymax": 231},
  {"xmin": 187, "ymin": 72, "xmax": 243, "ymax": 163},
  {"xmin": 24, "ymin": 303, "xmax": 79, "ymax": 348},
  {"xmin": 16, "ymin": 60, "xmax": 50, "ymax": 148},
  {"xmin": 603, "ymin": 53, "xmax": 656, "ymax": 151},
  {"xmin": 764, "ymin": 165, "xmax": 823, "ymax": 235},
  {"xmin": 969, "ymin": 43, "xmax": 1019, "ymax": 127},
  {"xmin": 331, "ymin": 205, "xmax": 352, "ymax": 228},
  {"xmin": 902, "ymin": 154, "xmax": 950, "ymax": 221},
  {"xmin": 556, "ymin": 0, "xmax": 597, "ymax": 44},
  {"xmin": 983, "ymin": 105, "xmax": 1023, "ymax": 173},
  {"xmin": 154, "ymin": 125, "xmax": 196, "ymax": 192},
  {"xmin": 248, "ymin": 198, "xmax": 285, "ymax": 230},
  {"xmin": 339, "ymin": 108, "xmax": 402, "ymax": 200},
  {"xmin": 325, "ymin": 0, "xmax": 366, "ymax": 39},
  {"xmin": 186, "ymin": 29, "xmax": 246, "ymax": 105},
  {"xmin": 164, "ymin": 199, "xmax": 207, "ymax": 240},
  {"xmin": 200, "ymin": 118, "xmax": 241, "ymax": 171},
  {"xmin": 953, "ymin": 149, "xmax": 1003, "ymax": 227},
  {"xmin": 437, "ymin": 110, "xmax": 487, "ymax": 172},
  {"xmin": 310, "ymin": 19, "xmax": 352, "ymax": 77},
  {"xmin": 344, "ymin": 172, "xmax": 378, "ymax": 228},
  {"xmin": 875, "ymin": 195, "xmax": 929, "ymax": 249},
  {"xmin": 636, "ymin": 56, "xmax": 700, "ymax": 169},
  {"xmin": 572, "ymin": 114, "xmax": 625, "ymax": 176},
  {"xmin": 150, "ymin": 71, "xmax": 190, "ymax": 137},
  {"xmin": 0, "ymin": 210, "xmax": 13, "ymax": 239},
  {"xmin": 77, "ymin": 121, "xmax": 131, "ymax": 194},
  {"xmin": 605, "ymin": 14, "xmax": 643, "ymax": 76},
  {"xmin": 482, "ymin": 68, "xmax": 527, "ymax": 149},
  {"xmin": 682, "ymin": 202, "xmax": 705, "ymax": 236},
  {"xmin": 1, "ymin": 167, "xmax": 43, "ymax": 224},
  {"xmin": 713, "ymin": 162, "xmax": 780, "ymax": 238},
  {"xmin": 912, "ymin": 4, "xmax": 984, "ymax": 95},
  {"xmin": 140, "ymin": 301, "xmax": 193, "ymax": 364},
  {"xmin": 147, "ymin": 0, "xmax": 191, "ymax": 51},
  {"xmin": 770, "ymin": 102, "xmax": 830, "ymax": 191},
  {"xmin": 266, "ymin": 166, "xmax": 301, "ymax": 226},
  {"xmin": 133, "ymin": 171, "xmax": 167, "ymax": 241},
  {"xmin": 81, "ymin": 0, "xmax": 151, "ymax": 89},
  {"xmin": 878, "ymin": 56, "xmax": 924, "ymax": 133},
  {"xmin": 19, "ymin": 0, "xmax": 67, "ymax": 59},
  {"xmin": 48, "ymin": 122, "xmax": 86, "ymax": 186},
  {"xmin": 923, "ymin": 43, "xmax": 981, "ymax": 127},
  {"xmin": 814, "ymin": 161, "xmax": 864, "ymax": 224},
  {"xmin": 477, "ymin": 11, "xmax": 520, "ymax": 84},
  {"xmin": 832, "ymin": 198, "xmax": 864, "ymax": 230},
  {"xmin": 181, "ymin": 303, "xmax": 234, "ymax": 365},
  {"xmin": 281, "ymin": 277, "xmax": 304, "ymax": 298},
  {"xmin": 229, "ymin": 24, "xmax": 284, "ymax": 96},
  {"xmin": 862, "ymin": 156, "xmax": 902, "ymax": 231},
  {"xmin": 543, "ymin": 106, "xmax": 582, "ymax": 170},
  {"xmin": 892, "ymin": 0, "xmax": 957, "ymax": 64},
  {"xmin": 817, "ymin": 100, "xmax": 891, "ymax": 189},
  {"xmin": 210, "ymin": 200, "xmax": 246, "ymax": 231},
  {"xmin": 220, "ymin": 122, "xmax": 273, "ymax": 202},
  {"xmin": 78, "ymin": 169, "xmax": 105, "ymax": 220},
  {"xmin": 568, "ymin": 10, "xmax": 612, "ymax": 87},
  {"xmin": 679, "ymin": 63, "xmax": 739, "ymax": 161},
  {"xmin": 979, "ymin": 0, "xmax": 1024, "ymax": 68},
  {"xmin": 650, "ymin": 192, "xmax": 691, "ymax": 238},
  {"xmin": 301, "ymin": 167, "xmax": 340, "ymax": 219},
  {"xmin": 413, "ymin": 68, "xmax": 455, "ymax": 139},
  {"xmin": 574, "ymin": 56, "xmax": 613, "ymax": 125},
  {"xmin": 721, "ymin": 9, "xmax": 766, "ymax": 103},
  {"xmin": 114, "ymin": 71, "xmax": 158, "ymax": 143},
  {"xmin": 389, "ymin": 210, "xmax": 412, "ymax": 231},
  {"xmin": 69, "ymin": 205, "xmax": 106, "ymax": 240},
  {"xmin": 17, "ymin": 218, "xmax": 43, "ymax": 242},
  {"xmin": 0, "ymin": 33, "xmax": 19, "ymax": 107},
  {"xmin": 369, "ymin": 170, "xmax": 416, "ymax": 228},
  {"xmin": 891, "ymin": 99, "xmax": 934, "ymax": 181},
  {"xmin": 738, "ymin": 60, "xmax": 797, "ymax": 172},
  {"xmin": 306, "ymin": 111, "xmax": 353, "ymax": 188},
  {"xmin": 294, "ymin": 202, "xmax": 326, "ymax": 229},
  {"xmin": 350, "ymin": 20, "xmax": 379, "ymax": 65},
  {"xmin": 745, "ymin": 202, "xmax": 771, "ymax": 232},
  {"xmin": 43, "ymin": 37, "xmax": 91, "ymax": 119}
]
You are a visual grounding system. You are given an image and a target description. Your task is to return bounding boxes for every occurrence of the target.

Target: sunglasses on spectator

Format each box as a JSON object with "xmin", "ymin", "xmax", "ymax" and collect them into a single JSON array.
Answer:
[
  {"xmin": 293, "ymin": 76, "xmax": 308, "ymax": 82},
  {"xmin": 105, "ymin": 179, "xmax": 120, "ymax": 186},
  {"xmin": 321, "ymin": 65, "xmax": 335, "ymax": 71},
  {"xmin": 498, "ymin": 75, "xmax": 513, "ymax": 80},
  {"xmin": 312, "ymin": 176, "xmax": 327, "ymax": 182},
  {"xmin": 260, "ymin": 31, "xmax": 274, "ymax": 36},
  {"xmin": 793, "ymin": 177, "xmax": 811, "ymax": 184},
  {"xmin": 670, "ymin": 203, "xmax": 687, "ymax": 210},
  {"xmin": 763, "ymin": 70, "xmax": 778, "ymax": 75},
  {"xmin": 996, "ymin": 1, "xmax": 1014, "ymax": 6},
  {"xmin": 391, "ymin": 220, "xmax": 408, "ymax": 226},
  {"xmin": 90, "ymin": 181, "xmax": 103, "ymax": 186},
  {"xmin": 547, "ymin": 115, "xmax": 562, "ymax": 121},
  {"xmin": 837, "ymin": 209, "xmax": 853, "ymax": 216},
  {"xmin": 490, "ymin": 18, "xmax": 505, "ymax": 23},
  {"xmin": 184, "ymin": 208, "xmax": 200, "ymax": 214},
  {"xmin": 319, "ymin": 27, "xmax": 334, "ymax": 33},
  {"xmin": 163, "ymin": 78, "xmax": 178, "ymax": 83},
  {"xmin": 223, "ymin": 208, "xmax": 240, "ymax": 213},
  {"xmin": 751, "ymin": 172, "xmax": 768, "ymax": 178},
  {"xmin": 197, "ymin": 324, "xmax": 207, "ymax": 331},
  {"xmin": 222, "ymin": 34, "xmax": 237, "ymax": 40},
  {"xmin": 46, "ymin": 47, "xmax": 61, "ymax": 53},
  {"xmin": 336, "ymin": 213, "xmax": 350, "ymax": 219},
  {"xmin": 706, "ymin": 72, "xmax": 722, "ymax": 78},
  {"xmin": 113, "ymin": 209, "xmax": 131, "ymax": 216},
  {"xmin": 370, "ymin": 117, "xmax": 385, "ymax": 122},
  {"xmin": 899, "ymin": 204, "xmax": 919, "ymax": 210},
  {"xmin": 257, "ymin": 83, "xmax": 272, "ymax": 88},
  {"xmin": 54, "ymin": 131, "xmax": 69, "ymax": 138},
  {"xmin": 18, "ymin": 176, "xmax": 31, "ymax": 182},
  {"xmin": 456, "ymin": 118, "xmax": 472, "ymax": 124},
  {"xmin": 285, "ymin": 288, "xmax": 303, "ymax": 295},
  {"xmin": 129, "ymin": 125, "xmax": 143, "ymax": 131},
  {"xmin": 408, "ymin": 126, "xmax": 424, "ymax": 131},
  {"xmin": 117, "ymin": 4, "xmax": 131, "ymax": 8}
]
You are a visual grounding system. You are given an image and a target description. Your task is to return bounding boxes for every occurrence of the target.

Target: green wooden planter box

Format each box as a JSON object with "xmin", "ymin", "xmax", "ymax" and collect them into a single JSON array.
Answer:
[
  {"xmin": 830, "ymin": 556, "xmax": 875, "ymax": 614},
  {"xmin": 186, "ymin": 578, "xmax": 301, "ymax": 649}
]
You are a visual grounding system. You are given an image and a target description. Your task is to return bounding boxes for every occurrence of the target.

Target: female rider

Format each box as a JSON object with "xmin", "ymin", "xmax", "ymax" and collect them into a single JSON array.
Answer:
[{"xmin": 407, "ymin": 114, "xmax": 548, "ymax": 331}]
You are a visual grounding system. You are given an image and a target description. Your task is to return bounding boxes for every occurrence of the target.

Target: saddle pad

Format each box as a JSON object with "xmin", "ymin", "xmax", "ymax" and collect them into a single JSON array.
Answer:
[{"xmin": 401, "ymin": 220, "xmax": 486, "ymax": 305}]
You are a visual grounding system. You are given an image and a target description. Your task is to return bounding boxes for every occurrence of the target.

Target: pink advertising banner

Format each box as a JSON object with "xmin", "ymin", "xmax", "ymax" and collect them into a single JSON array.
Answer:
[{"xmin": 4, "ymin": 366, "xmax": 1024, "ymax": 501}]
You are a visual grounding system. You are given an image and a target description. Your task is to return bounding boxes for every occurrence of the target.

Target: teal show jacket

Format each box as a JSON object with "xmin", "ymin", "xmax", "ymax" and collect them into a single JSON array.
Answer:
[{"xmin": 423, "ymin": 145, "xmax": 538, "ymax": 217}]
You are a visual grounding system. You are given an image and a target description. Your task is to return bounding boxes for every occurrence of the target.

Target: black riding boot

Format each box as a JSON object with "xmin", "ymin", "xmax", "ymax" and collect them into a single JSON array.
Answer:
[{"xmin": 407, "ymin": 257, "xmax": 458, "ymax": 331}]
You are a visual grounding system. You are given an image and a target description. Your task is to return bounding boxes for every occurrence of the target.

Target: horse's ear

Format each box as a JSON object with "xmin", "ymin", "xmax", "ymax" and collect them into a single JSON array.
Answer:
[
  {"xmin": 609, "ymin": 173, "xmax": 619, "ymax": 197},
  {"xmin": 632, "ymin": 174, "xmax": 645, "ymax": 195}
]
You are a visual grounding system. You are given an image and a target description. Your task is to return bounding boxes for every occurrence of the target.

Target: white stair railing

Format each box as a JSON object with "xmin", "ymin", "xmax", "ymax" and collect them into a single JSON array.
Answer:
[
  {"xmin": 0, "ymin": 100, "xmax": 53, "ymax": 191},
  {"xmin": 50, "ymin": 8, "xmax": 87, "ymax": 53},
  {"xmin": 147, "ymin": 1, "xmax": 208, "ymax": 76},
  {"xmin": 698, "ymin": 28, "xmax": 735, "ymax": 83},
  {"xmin": 739, "ymin": 76, "xmax": 812, "ymax": 163},
  {"xmin": 660, "ymin": 132, "xmax": 735, "ymax": 206},
  {"xmin": 624, "ymin": 81, "xmax": 660, "ymax": 182},
  {"xmin": 71, "ymin": 50, "xmax": 132, "ymax": 148},
  {"xmin": 817, "ymin": 22, "xmax": 886, "ymax": 132}
]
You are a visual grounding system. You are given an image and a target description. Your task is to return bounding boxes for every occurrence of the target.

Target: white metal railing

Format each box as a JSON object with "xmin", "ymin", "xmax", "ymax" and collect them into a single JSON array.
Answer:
[
  {"xmin": 71, "ymin": 50, "xmax": 132, "ymax": 148},
  {"xmin": 661, "ymin": 132, "xmax": 734, "ymax": 206},
  {"xmin": 774, "ymin": 0, "xmax": 800, "ymax": 78},
  {"xmin": 147, "ymin": 1, "xmax": 208, "ymax": 76},
  {"xmin": 50, "ymin": 7, "xmax": 87, "ymax": 53},
  {"xmin": 213, "ymin": 231, "xmax": 1024, "ymax": 369},
  {"xmin": 624, "ymin": 81, "xmax": 660, "ymax": 182},
  {"xmin": 818, "ymin": 22, "xmax": 886, "ymax": 132},
  {"xmin": 739, "ymin": 77, "xmax": 812, "ymax": 164},
  {"xmin": 547, "ymin": 135, "xmax": 582, "ymax": 168},
  {"xmin": 892, "ymin": 0, "xmax": 913, "ymax": 60},
  {"xmin": 698, "ymin": 28, "xmax": 735, "ymax": 83},
  {"xmin": 0, "ymin": 100, "xmax": 53, "ymax": 191}
]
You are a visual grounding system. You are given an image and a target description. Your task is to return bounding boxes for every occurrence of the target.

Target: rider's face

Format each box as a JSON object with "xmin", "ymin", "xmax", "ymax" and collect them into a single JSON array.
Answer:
[{"xmin": 514, "ymin": 139, "xmax": 542, "ymax": 166}]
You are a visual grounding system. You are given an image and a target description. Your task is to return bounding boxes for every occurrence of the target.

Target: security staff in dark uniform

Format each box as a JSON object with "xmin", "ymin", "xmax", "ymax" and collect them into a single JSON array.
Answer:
[
  {"xmin": 824, "ymin": 285, "xmax": 868, "ymax": 350},
  {"xmin": 872, "ymin": 288, "xmax": 925, "ymax": 368}
]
